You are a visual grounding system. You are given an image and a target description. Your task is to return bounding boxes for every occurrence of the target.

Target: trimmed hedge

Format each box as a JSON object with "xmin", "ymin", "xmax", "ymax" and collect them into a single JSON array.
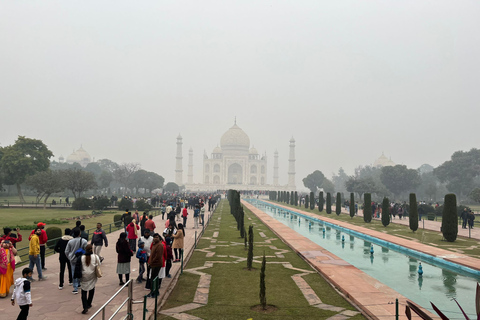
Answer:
[
  {"xmin": 349, "ymin": 193, "xmax": 355, "ymax": 218},
  {"xmin": 363, "ymin": 193, "xmax": 372, "ymax": 223},
  {"xmin": 72, "ymin": 197, "xmax": 93, "ymax": 210},
  {"xmin": 326, "ymin": 193, "xmax": 332, "ymax": 214},
  {"xmin": 382, "ymin": 197, "xmax": 390, "ymax": 227},
  {"xmin": 114, "ymin": 214, "xmax": 123, "ymax": 227},
  {"xmin": 409, "ymin": 194, "xmax": 418, "ymax": 232},
  {"xmin": 46, "ymin": 227, "xmax": 62, "ymax": 249},
  {"xmin": 319, "ymin": 192, "xmax": 324, "ymax": 212},
  {"xmin": 335, "ymin": 192, "xmax": 341, "ymax": 215},
  {"xmin": 442, "ymin": 194, "xmax": 458, "ymax": 242}
]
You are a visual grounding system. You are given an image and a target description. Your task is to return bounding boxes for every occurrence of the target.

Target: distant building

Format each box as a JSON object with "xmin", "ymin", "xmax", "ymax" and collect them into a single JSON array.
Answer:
[
  {"xmin": 66, "ymin": 146, "xmax": 92, "ymax": 167},
  {"xmin": 373, "ymin": 153, "xmax": 395, "ymax": 168}
]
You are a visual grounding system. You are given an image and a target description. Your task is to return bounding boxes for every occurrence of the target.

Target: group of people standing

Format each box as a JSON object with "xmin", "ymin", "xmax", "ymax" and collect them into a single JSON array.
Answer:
[{"xmin": 461, "ymin": 208, "xmax": 475, "ymax": 229}]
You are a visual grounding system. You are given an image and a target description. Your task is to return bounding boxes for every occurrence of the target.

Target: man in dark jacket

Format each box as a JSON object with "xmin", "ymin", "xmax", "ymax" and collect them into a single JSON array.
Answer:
[
  {"xmin": 64, "ymin": 229, "xmax": 87, "ymax": 294},
  {"xmin": 54, "ymin": 228, "xmax": 73, "ymax": 290},
  {"xmin": 91, "ymin": 223, "xmax": 108, "ymax": 262},
  {"xmin": 79, "ymin": 225, "xmax": 89, "ymax": 241},
  {"xmin": 147, "ymin": 233, "xmax": 164, "ymax": 298}
]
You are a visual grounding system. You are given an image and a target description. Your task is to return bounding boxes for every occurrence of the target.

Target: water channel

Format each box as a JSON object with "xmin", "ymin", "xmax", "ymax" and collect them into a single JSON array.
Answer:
[{"xmin": 246, "ymin": 199, "xmax": 479, "ymax": 319}]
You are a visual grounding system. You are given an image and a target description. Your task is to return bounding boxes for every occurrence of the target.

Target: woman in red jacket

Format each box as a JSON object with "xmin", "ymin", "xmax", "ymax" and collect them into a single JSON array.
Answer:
[{"xmin": 126, "ymin": 220, "xmax": 140, "ymax": 252}]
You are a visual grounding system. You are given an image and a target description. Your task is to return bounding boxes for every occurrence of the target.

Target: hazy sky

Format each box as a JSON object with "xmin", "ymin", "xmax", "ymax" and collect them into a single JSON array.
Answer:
[{"xmin": 1, "ymin": 1, "xmax": 479, "ymax": 189}]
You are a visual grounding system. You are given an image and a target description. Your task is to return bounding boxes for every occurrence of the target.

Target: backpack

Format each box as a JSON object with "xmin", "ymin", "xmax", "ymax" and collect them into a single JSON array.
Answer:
[{"xmin": 73, "ymin": 248, "xmax": 85, "ymax": 279}]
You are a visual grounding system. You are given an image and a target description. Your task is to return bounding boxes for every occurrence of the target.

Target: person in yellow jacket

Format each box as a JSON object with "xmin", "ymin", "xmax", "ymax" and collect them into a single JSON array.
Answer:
[{"xmin": 28, "ymin": 228, "xmax": 46, "ymax": 281}]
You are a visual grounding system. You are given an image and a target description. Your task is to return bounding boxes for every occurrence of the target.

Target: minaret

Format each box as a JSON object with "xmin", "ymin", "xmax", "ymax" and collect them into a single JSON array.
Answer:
[
  {"xmin": 175, "ymin": 134, "xmax": 183, "ymax": 186},
  {"xmin": 188, "ymin": 147, "xmax": 193, "ymax": 184},
  {"xmin": 273, "ymin": 150, "xmax": 279, "ymax": 186},
  {"xmin": 288, "ymin": 137, "xmax": 296, "ymax": 189}
]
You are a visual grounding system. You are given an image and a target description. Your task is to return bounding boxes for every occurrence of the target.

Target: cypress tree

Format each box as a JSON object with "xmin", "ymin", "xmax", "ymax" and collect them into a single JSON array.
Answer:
[
  {"xmin": 326, "ymin": 193, "xmax": 332, "ymax": 214},
  {"xmin": 442, "ymin": 194, "xmax": 458, "ymax": 242},
  {"xmin": 240, "ymin": 206, "xmax": 245, "ymax": 237},
  {"xmin": 409, "ymin": 193, "xmax": 419, "ymax": 232},
  {"xmin": 382, "ymin": 197, "xmax": 390, "ymax": 227},
  {"xmin": 294, "ymin": 191, "xmax": 298, "ymax": 206},
  {"xmin": 247, "ymin": 225, "xmax": 254, "ymax": 270},
  {"xmin": 259, "ymin": 253, "xmax": 266, "ymax": 310},
  {"xmin": 284, "ymin": 191, "xmax": 287, "ymax": 203},
  {"xmin": 305, "ymin": 195, "xmax": 309, "ymax": 209},
  {"xmin": 290, "ymin": 191, "xmax": 294, "ymax": 205},
  {"xmin": 349, "ymin": 193, "xmax": 355, "ymax": 218},
  {"xmin": 364, "ymin": 193, "xmax": 372, "ymax": 223},
  {"xmin": 286, "ymin": 191, "xmax": 289, "ymax": 204},
  {"xmin": 310, "ymin": 191, "xmax": 315, "ymax": 210},
  {"xmin": 336, "ymin": 192, "xmax": 342, "ymax": 215},
  {"xmin": 319, "ymin": 191, "xmax": 324, "ymax": 212}
]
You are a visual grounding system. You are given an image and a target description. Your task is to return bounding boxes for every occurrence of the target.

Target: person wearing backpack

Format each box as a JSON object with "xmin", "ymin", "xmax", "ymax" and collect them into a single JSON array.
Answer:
[{"xmin": 64, "ymin": 229, "xmax": 87, "ymax": 294}]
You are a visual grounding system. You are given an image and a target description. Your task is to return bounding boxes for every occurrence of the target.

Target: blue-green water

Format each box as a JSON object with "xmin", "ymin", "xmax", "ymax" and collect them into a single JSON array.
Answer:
[{"xmin": 248, "ymin": 200, "xmax": 478, "ymax": 319}]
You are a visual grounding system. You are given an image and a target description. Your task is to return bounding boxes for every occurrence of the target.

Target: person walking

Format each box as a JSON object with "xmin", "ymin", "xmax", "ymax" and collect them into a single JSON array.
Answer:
[
  {"xmin": 91, "ymin": 223, "xmax": 108, "ymax": 263},
  {"xmin": 28, "ymin": 228, "xmax": 46, "ymax": 282},
  {"xmin": 145, "ymin": 215, "xmax": 156, "ymax": 234},
  {"xmin": 116, "ymin": 232, "xmax": 133, "ymax": 285},
  {"xmin": 139, "ymin": 212, "xmax": 148, "ymax": 236},
  {"xmin": 140, "ymin": 230, "xmax": 154, "ymax": 291},
  {"xmin": 29, "ymin": 223, "xmax": 48, "ymax": 271},
  {"xmin": 193, "ymin": 205, "xmax": 200, "ymax": 229},
  {"xmin": 64, "ymin": 229, "xmax": 87, "ymax": 294},
  {"xmin": 147, "ymin": 233, "xmax": 164, "ymax": 298},
  {"xmin": 126, "ymin": 220, "xmax": 140, "ymax": 252},
  {"xmin": 172, "ymin": 224, "xmax": 185, "ymax": 263},
  {"xmin": 136, "ymin": 241, "xmax": 147, "ymax": 283},
  {"xmin": 11, "ymin": 268, "xmax": 33, "ymax": 320},
  {"xmin": 200, "ymin": 205, "xmax": 206, "ymax": 226},
  {"xmin": 461, "ymin": 208, "xmax": 468, "ymax": 229},
  {"xmin": 0, "ymin": 240, "xmax": 17, "ymax": 297},
  {"xmin": 468, "ymin": 211, "xmax": 475, "ymax": 229},
  {"xmin": 80, "ymin": 244, "xmax": 100, "ymax": 314},
  {"xmin": 54, "ymin": 228, "xmax": 73, "ymax": 290},
  {"xmin": 182, "ymin": 207, "xmax": 188, "ymax": 228}
]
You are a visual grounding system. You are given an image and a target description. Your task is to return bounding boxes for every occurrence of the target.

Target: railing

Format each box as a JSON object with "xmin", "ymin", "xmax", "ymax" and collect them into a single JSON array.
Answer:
[{"xmin": 14, "ymin": 209, "xmax": 161, "ymax": 265}]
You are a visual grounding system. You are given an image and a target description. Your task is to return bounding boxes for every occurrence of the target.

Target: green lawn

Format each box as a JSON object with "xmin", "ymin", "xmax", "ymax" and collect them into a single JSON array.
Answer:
[
  {"xmin": 273, "ymin": 201, "xmax": 480, "ymax": 259},
  {"xmin": 158, "ymin": 200, "xmax": 366, "ymax": 320}
]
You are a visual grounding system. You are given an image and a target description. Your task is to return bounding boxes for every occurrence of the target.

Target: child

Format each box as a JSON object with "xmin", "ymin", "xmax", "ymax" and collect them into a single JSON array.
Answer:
[
  {"xmin": 11, "ymin": 268, "xmax": 33, "ymax": 320},
  {"xmin": 165, "ymin": 237, "xmax": 173, "ymax": 278},
  {"xmin": 136, "ymin": 241, "xmax": 147, "ymax": 283}
]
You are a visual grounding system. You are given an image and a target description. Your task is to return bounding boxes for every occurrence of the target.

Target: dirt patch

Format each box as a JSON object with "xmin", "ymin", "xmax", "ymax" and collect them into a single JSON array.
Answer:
[{"xmin": 251, "ymin": 304, "xmax": 278, "ymax": 313}]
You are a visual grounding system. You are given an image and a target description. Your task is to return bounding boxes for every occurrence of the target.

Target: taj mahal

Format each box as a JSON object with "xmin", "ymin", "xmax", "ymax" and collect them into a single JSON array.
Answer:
[{"xmin": 176, "ymin": 121, "xmax": 296, "ymax": 192}]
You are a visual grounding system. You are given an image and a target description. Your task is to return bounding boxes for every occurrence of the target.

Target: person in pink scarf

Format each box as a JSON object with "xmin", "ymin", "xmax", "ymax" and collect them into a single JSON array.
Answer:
[{"xmin": 0, "ymin": 240, "xmax": 17, "ymax": 298}]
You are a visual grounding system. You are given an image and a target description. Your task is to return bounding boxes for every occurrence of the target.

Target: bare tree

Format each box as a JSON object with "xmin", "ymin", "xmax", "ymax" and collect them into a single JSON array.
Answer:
[{"xmin": 113, "ymin": 163, "xmax": 140, "ymax": 193}]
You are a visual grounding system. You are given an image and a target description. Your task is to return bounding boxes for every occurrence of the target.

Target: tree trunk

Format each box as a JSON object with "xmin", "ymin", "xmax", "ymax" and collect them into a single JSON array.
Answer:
[
  {"xmin": 43, "ymin": 196, "xmax": 48, "ymax": 209},
  {"xmin": 16, "ymin": 183, "xmax": 25, "ymax": 203}
]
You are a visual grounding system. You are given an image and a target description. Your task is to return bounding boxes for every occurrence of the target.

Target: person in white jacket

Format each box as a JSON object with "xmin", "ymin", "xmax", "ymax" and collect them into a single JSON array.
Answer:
[{"xmin": 11, "ymin": 268, "xmax": 33, "ymax": 320}]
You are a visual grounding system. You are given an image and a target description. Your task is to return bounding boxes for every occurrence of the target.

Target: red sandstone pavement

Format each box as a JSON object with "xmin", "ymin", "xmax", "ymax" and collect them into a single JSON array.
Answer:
[
  {"xmin": 0, "ymin": 207, "xmax": 207, "ymax": 320},
  {"xmin": 242, "ymin": 200, "xmax": 451, "ymax": 320}
]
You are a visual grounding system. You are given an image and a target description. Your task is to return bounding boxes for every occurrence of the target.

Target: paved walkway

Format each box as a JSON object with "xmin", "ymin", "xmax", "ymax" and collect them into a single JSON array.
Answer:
[{"xmin": 0, "ymin": 207, "xmax": 212, "ymax": 320}]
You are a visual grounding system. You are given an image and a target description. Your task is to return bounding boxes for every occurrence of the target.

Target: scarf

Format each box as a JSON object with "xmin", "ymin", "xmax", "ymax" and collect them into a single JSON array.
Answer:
[{"xmin": 0, "ymin": 248, "xmax": 15, "ymax": 275}]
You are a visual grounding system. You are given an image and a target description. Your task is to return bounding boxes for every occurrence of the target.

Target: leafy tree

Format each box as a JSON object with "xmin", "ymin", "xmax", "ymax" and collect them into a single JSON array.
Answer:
[
  {"xmin": 335, "ymin": 192, "xmax": 341, "ymax": 215},
  {"xmin": 409, "ymin": 193, "xmax": 418, "ymax": 232},
  {"xmin": 0, "ymin": 136, "xmax": 53, "ymax": 202},
  {"xmin": 417, "ymin": 172, "xmax": 439, "ymax": 201},
  {"xmin": 321, "ymin": 178, "xmax": 335, "ymax": 194},
  {"xmin": 326, "ymin": 193, "xmax": 332, "ymax": 214},
  {"xmin": 96, "ymin": 158, "xmax": 120, "ymax": 172},
  {"xmin": 85, "ymin": 162, "xmax": 103, "ymax": 177},
  {"xmin": 63, "ymin": 168, "xmax": 97, "ymax": 199},
  {"xmin": 164, "ymin": 182, "xmax": 179, "ymax": 193},
  {"xmin": 469, "ymin": 188, "xmax": 480, "ymax": 203},
  {"xmin": 309, "ymin": 191, "xmax": 315, "ymax": 210},
  {"xmin": 363, "ymin": 193, "xmax": 372, "ymax": 223},
  {"xmin": 247, "ymin": 225, "xmax": 254, "ymax": 270},
  {"xmin": 332, "ymin": 167, "xmax": 349, "ymax": 193},
  {"xmin": 302, "ymin": 170, "xmax": 325, "ymax": 193},
  {"xmin": 25, "ymin": 170, "xmax": 65, "ymax": 209},
  {"xmin": 442, "ymin": 194, "xmax": 458, "ymax": 242},
  {"xmin": 381, "ymin": 197, "xmax": 390, "ymax": 227},
  {"xmin": 259, "ymin": 253, "xmax": 266, "ymax": 310},
  {"xmin": 113, "ymin": 162, "xmax": 140, "ymax": 192},
  {"xmin": 349, "ymin": 193, "xmax": 355, "ymax": 218},
  {"xmin": 98, "ymin": 171, "xmax": 114, "ymax": 191},
  {"xmin": 318, "ymin": 191, "xmax": 324, "ymax": 212},
  {"xmin": 380, "ymin": 165, "xmax": 421, "ymax": 199},
  {"xmin": 434, "ymin": 149, "xmax": 480, "ymax": 198},
  {"xmin": 345, "ymin": 176, "xmax": 377, "ymax": 199}
]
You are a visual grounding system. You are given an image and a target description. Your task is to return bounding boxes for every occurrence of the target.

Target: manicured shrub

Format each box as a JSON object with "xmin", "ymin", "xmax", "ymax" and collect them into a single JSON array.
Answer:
[
  {"xmin": 382, "ymin": 197, "xmax": 390, "ymax": 227},
  {"xmin": 294, "ymin": 192, "xmax": 298, "ymax": 206},
  {"xmin": 326, "ymin": 193, "xmax": 332, "ymax": 214},
  {"xmin": 260, "ymin": 254, "xmax": 266, "ymax": 310},
  {"xmin": 442, "ymin": 194, "xmax": 458, "ymax": 242},
  {"xmin": 363, "ymin": 193, "xmax": 372, "ymax": 223},
  {"xmin": 349, "ymin": 193, "xmax": 355, "ymax": 218},
  {"xmin": 310, "ymin": 192, "xmax": 315, "ymax": 210},
  {"xmin": 286, "ymin": 191, "xmax": 290, "ymax": 204},
  {"xmin": 114, "ymin": 214, "xmax": 123, "ymax": 227},
  {"xmin": 247, "ymin": 225, "xmax": 254, "ymax": 270},
  {"xmin": 336, "ymin": 192, "xmax": 341, "ymax": 215},
  {"xmin": 72, "ymin": 197, "xmax": 93, "ymax": 210},
  {"xmin": 93, "ymin": 197, "xmax": 111, "ymax": 210},
  {"xmin": 319, "ymin": 192, "xmax": 324, "ymax": 212},
  {"xmin": 46, "ymin": 226, "xmax": 62, "ymax": 249},
  {"xmin": 118, "ymin": 198, "xmax": 134, "ymax": 211},
  {"xmin": 135, "ymin": 199, "xmax": 152, "ymax": 212},
  {"xmin": 409, "ymin": 193, "xmax": 418, "ymax": 232},
  {"xmin": 304, "ymin": 195, "xmax": 309, "ymax": 209},
  {"xmin": 290, "ymin": 191, "xmax": 294, "ymax": 205}
]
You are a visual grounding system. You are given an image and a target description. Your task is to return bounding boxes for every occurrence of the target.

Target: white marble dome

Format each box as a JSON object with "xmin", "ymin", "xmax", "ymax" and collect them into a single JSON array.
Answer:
[
  {"xmin": 212, "ymin": 146, "xmax": 222, "ymax": 154},
  {"xmin": 220, "ymin": 124, "xmax": 250, "ymax": 152},
  {"xmin": 249, "ymin": 147, "xmax": 258, "ymax": 154},
  {"xmin": 66, "ymin": 146, "xmax": 91, "ymax": 167}
]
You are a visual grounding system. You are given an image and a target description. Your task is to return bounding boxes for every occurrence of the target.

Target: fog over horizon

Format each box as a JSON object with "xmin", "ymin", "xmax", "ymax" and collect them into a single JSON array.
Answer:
[{"xmin": 1, "ymin": 1, "xmax": 479, "ymax": 190}]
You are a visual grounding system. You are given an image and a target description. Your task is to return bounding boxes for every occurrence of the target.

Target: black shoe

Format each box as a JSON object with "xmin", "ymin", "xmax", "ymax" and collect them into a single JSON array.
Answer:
[
  {"xmin": 82, "ymin": 309, "xmax": 88, "ymax": 314},
  {"xmin": 87, "ymin": 305, "xmax": 92, "ymax": 309},
  {"xmin": 119, "ymin": 281, "xmax": 125, "ymax": 286}
]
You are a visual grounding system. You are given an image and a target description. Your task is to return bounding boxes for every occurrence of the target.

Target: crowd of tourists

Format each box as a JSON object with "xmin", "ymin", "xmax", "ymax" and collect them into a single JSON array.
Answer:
[{"xmin": 0, "ymin": 193, "xmax": 220, "ymax": 319}]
